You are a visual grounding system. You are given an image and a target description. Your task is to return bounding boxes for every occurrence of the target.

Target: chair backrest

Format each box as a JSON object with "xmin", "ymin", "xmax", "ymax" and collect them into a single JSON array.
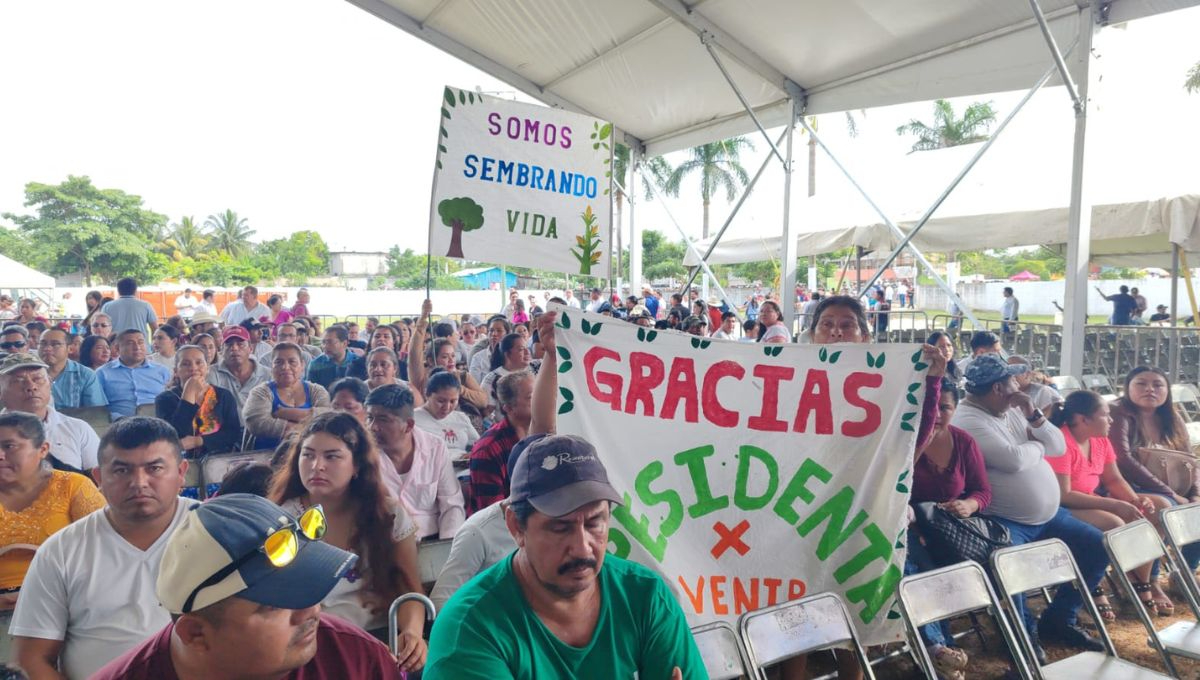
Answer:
[
  {"xmin": 200, "ymin": 450, "xmax": 273, "ymax": 497},
  {"xmin": 1052, "ymin": 375, "xmax": 1083, "ymax": 392},
  {"xmin": 896, "ymin": 560, "xmax": 995, "ymax": 628},
  {"xmin": 991, "ymin": 538, "xmax": 1079, "ymax": 595},
  {"xmin": 1104, "ymin": 519, "xmax": 1166, "ymax": 572},
  {"xmin": 691, "ymin": 621, "xmax": 751, "ymax": 680},
  {"xmin": 738, "ymin": 592, "xmax": 872, "ymax": 678},
  {"xmin": 419, "ymin": 538, "xmax": 454, "ymax": 586},
  {"xmin": 1082, "ymin": 373, "xmax": 1114, "ymax": 394},
  {"xmin": 135, "ymin": 403, "xmax": 157, "ymax": 418},
  {"xmin": 1161, "ymin": 503, "xmax": 1200, "ymax": 548},
  {"xmin": 60, "ymin": 405, "xmax": 112, "ymax": 436}
]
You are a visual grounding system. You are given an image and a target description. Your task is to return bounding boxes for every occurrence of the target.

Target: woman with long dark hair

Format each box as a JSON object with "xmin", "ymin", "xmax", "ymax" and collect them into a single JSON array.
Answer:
[
  {"xmin": 155, "ymin": 345, "xmax": 242, "ymax": 456},
  {"xmin": 408, "ymin": 304, "xmax": 489, "ymax": 412},
  {"xmin": 269, "ymin": 412, "xmax": 427, "ymax": 671},
  {"xmin": 481, "ymin": 333, "xmax": 538, "ymax": 413},
  {"xmin": 147, "ymin": 325, "xmax": 181, "ymax": 370},
  {"xmin": 926, "ymin": 330, "xmax": 960, "ymax": 383},
  {"xmin": 756, "ymin": 300, "xmax": 790, "ymax": 343},
  {"xmin": 1110, "ymin": 367, "xmax": 1197, "ymax": 502},
  {"xmin": 79, "ymin": 335, "xmax": 111, "ymax": 369}
]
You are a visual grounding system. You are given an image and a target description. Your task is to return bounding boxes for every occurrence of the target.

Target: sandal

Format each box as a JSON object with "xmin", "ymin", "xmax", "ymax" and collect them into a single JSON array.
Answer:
[
  {"xmin": 1134, "ymin": 581, "xmax": 1159, "ymax": 616},
  {"xmin": 1091, "ymin": 586, "xmax": 1116, "ymax": 622},
  {"xmin": 1151, "ymin": 581, "xmax": 1175, "ymax": 617}
]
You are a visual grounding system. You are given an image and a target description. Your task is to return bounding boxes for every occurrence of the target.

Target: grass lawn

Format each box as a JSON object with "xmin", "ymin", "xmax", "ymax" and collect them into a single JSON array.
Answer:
[{"xmin": 958, "ymin": 309, "xmax": 1109, "ymax": 326}]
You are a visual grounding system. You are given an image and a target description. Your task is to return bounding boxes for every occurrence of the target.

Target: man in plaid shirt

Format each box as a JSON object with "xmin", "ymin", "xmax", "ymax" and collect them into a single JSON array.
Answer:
[{"xmin": 468, "ymin": 369, "xmax": 533, "ymax": 514}]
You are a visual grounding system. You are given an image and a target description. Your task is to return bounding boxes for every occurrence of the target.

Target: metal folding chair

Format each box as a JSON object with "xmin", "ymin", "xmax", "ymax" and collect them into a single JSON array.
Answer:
[
  {"xmin": 738, "ymin": 592, "xmax": 874, "ymax": 680},
  {"xmin": 691, "ymin": 621, "xmax": 751, "ymax": 680},
  {"xmin": 59, "ymin": 404, "xmax": 112, "ymax": 437},
  {"xmin": 1104, "ymin": 519, "xmax": 1200, "ymax": 677},
  {"xmin": 991, "ymin": 539, "xmax": 1171, "ymax": 679},
  {"xmin": 1158, "ymin": 504, "xmax": 1200, "ymax": 614},
  {"xmin": 898, "ymin": 560, "xmax": 1030, "ymax": 680},
  {"xmin": 1050, "ymin": 375, "xmax": 1082, "ymax": 397},
  {"xmin": 418, "ymin": 538, "xmax": 455, "ymax": 588},
  {"xmin": 200, "ymin": 449, "xmax": 274, "ymax": 499},
  {"xmin": 135, "ymin": 402, "xmax": 157, "ymax": 418},
  {"xmin": 388, "ymin": 592, "xmax": 436, "ymax": 657}
]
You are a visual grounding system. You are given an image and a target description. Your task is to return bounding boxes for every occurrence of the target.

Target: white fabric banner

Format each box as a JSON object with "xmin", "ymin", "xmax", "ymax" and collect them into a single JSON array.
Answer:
[
  {"xmin": 429, "ymin": 86, "xmax": 613, "ymax": 277},
  {"xmin": 551, "ymin": 304, "xmax": 928, "ymax": 644}
]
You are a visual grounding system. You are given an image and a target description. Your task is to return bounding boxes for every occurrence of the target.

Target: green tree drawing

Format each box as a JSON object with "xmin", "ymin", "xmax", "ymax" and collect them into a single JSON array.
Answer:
[
  {"xmin": 571, "ymin": 205, "xmax": 602, "ymax": 275},
  {"xmin": 437, "ymin": 197, "xmax": 484, "ymax": 258}
]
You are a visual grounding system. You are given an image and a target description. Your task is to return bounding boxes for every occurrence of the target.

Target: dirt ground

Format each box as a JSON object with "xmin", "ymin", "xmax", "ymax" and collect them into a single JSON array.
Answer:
[{"xmin": 789, "ymin": 573, "xmax": 1198, "ymax": 679}]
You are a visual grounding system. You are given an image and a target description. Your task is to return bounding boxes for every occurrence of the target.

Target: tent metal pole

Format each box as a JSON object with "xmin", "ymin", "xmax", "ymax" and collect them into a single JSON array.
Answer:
[
  {"xmin": 1028, "ymin": 0, "xmax": 1082, "ymax": 111},
  {"xmin": 779, "ymin": 101, "xmax": 798, "ymax": 332},
  {"xmin": 1061, "ymin": 6, "xmax": 1101, "ymax": 380},
  {"xmin": 679, "ymin": 127, "xmax": 789, "ymax": 295},
  {"xmin": 857, "ymin": 49, "xmax": 1069, "ymax": 297},
  {"xmin": 703, "ymin": 39, "xmax": 786, "ymax": 166},
  {"xmin": 1171, "ymin": 244, "xmax": 1180, "ymax": 380},
  {"xmin": 797, "ymin": 117, "xmax": 979, "ymax": 329},
  {"xmin": 630, "ymin": 156, "xmax": 642, "ymax": 293},
  {"xmin": 642, "ymin": 174, "xmax": 743, "ymax": 322}
]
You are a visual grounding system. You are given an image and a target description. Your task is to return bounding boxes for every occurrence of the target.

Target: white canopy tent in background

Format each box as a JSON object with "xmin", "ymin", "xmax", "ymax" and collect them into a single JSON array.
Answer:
[
  {"xmin": 346, "ymin": 0, "xmax": 1200, "ymax": 377},
  {"xmin": 0, "ymin": 252, "xmax": 54, "ymax": 289}
]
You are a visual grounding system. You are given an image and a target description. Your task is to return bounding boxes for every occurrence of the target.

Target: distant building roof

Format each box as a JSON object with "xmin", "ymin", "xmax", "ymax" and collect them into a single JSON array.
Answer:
[{"xmin": 451, "ymin": 266, "xmax": 501, "ymax": 278}]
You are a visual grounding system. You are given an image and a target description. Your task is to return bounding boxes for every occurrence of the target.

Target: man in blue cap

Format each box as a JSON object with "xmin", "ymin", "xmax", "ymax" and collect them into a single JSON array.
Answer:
[
  {"xmin": 92, "ymin": 494, "xmax": 404, "ymax": 679},
  {"xmin": 424, "ymin": 433, "xmax": 705, "ymax": 680}
]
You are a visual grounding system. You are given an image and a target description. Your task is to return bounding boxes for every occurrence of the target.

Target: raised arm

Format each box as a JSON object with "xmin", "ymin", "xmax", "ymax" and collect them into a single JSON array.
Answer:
[
  {"xmin": 530, "ymin": 311, "xmax": 559, "ymax": 437},
  {"xmin": 408, "ymin": 299, "xmax": 432, "ymax": 393}
]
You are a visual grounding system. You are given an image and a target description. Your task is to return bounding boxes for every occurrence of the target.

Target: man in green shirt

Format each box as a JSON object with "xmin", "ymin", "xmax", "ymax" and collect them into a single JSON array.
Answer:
[{"xmin": 425, "ymin": 434, "xmax": 706, "ymax": 680}]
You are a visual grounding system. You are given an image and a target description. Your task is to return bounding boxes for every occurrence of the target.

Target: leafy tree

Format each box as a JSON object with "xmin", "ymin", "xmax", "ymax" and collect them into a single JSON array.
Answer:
[
  {"xmin": 255, "ymin": 230, "xmax": 330, "ymax": 279},
  {"xmin": 641, "ymin": 229, "xmax": 688, "ymax": 281},
  {"xmin": 437, "ymin": 197, "xmax": 485, "ymax": 258},
  {"xmin": 896, "ymin": 99, "xmax": 997, "ymax": 153},
  {"xmin": 188, "ymin": 253, "xmax": 267, "ymax": 287},
  {"xmin": 163, "ymin": 216, "xmax": 209, "ymax": 260},
  {"xmin": 1187, "ymin": 61, "xmax": 1200, "ymax": 93},
  {"xmin": 0, "ymin": 227, "xmax": 36, "ymax": 266},
  {"xmin": 663, "ymin": 137, "xmax": 754, "ymax": 239},
  {"xmin": 384, "ymin": 246, "xmax": 466, "ymax": 290},
  {"xmin": 205, "ymin": 209, "xmax": 256, "ymax": 256},
  {"xmin": 2, "ymin": 175, "xmax": 169, "ymax": 285}
]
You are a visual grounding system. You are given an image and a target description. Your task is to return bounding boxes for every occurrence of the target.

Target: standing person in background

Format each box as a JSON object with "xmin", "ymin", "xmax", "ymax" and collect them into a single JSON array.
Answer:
[
  {"xmin": 172, "ymin": 288, "xmax": 198, "ymax": 320},
  {"xmin": 799, "ymin": 292, "xmax": 822, "ymax": 331},
  {"xmin": 1095, "ymin": 285, "xmax": 1137, "ymax": 326},
  {"xmin": 40, "ymin": 328, "xmax": 107, "ymax": 409},
  {"xmin": 642, "ymin": 286, "xmax": 659, "ymax": 319},
  {"xmin": 264, "ymin": 295, "xmax": 293, "ymax": 337},
  {"xmin": 196, "ymin": 289, "xmax": 217, "ymax": 316},
  {"xmin": 219, "ymin": 286, "xmax": 265, "ymax": 327},
  {"xmin": 101, "ymin": 278, "xmax": 158, "ymax": 338},
  {"xmin": 585, "ymin": 288, "xmax": 604, "ymax": 313},
  {"xmin": 80, "ymin": 291, "xmax": 104, "ymax": 329},
  {"xmin": 562, "ymin": 289, "xmax": 581, "ymax": 309},
  {"xmin": 290, "ymin": 287, "xmax": 311, "ymax": 318},
  {"xmin": 1001, "ymin": 286, "xmax": 1020, "ymax": 334},
  {"xmin": 873, "ymin": 288, "xmax": 891, "ymax": 339},
  {"xmin": 1131, "ymin": 287, "xmax": 1148, "ymax": 324}
]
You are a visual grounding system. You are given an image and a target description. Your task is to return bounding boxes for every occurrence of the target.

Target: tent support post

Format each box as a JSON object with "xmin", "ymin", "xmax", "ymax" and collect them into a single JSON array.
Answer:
[
  {"xmin": 680, "ymin": 127, "xmax": 789, "ymax": 295},
  {"xmin": 629, "ymin": 156, "xmax": 642, "ymax": 292},
  {"xmin": 703, "ymin": 40, "xmax": 786, "ymax": 165},
  {"xmin": 797, "ymin": 117, "xmax": 979, "ymax": 328},
  {"xmin": 1028, "ymin": 0, "xmax": 1082, "ymax": 110},
  {"xmin": 780, "ymin": 101, "xmax": 798, "ymax": 333},
  {"xmin": 856, "ymin": 51, "xmax": 1065, "ymax": 297},
  {"xmin": 1171, "ymin": 244, "xmax": 1180, "ymax": 380},
  {"xmin": 1061, "ymin": 6, "xmax": 1102, "ymax": 380}
]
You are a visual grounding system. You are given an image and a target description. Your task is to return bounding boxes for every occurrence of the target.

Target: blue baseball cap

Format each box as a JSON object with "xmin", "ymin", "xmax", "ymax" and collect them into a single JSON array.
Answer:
[
  {"xmin": 157, "ymin": 494, "xmax": 357, "ymax": 615},
  {"xmin": 964, "ymin": 353, "xmax": 1028, "ymax": 392},
  {"xmin": 509, "ymin": 435, "xmax": 623, "ymax": 517}
]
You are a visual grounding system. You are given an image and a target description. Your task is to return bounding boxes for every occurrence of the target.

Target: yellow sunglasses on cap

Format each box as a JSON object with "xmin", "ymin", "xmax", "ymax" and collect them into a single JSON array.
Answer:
[{"xmin": 181, "ymin": 506, "xmax": 327, "ymax": 613}]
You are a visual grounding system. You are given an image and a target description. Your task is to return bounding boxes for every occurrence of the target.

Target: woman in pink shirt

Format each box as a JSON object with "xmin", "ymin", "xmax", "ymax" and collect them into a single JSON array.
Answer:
[{"xmin": 1049, "ymin": 389, "xmax": 1172, "ymax": 618}]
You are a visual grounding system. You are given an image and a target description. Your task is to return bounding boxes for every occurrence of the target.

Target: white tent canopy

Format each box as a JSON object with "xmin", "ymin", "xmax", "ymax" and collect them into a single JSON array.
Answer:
[
  {"xmin": 347, "ymin": 0, "xmax": 1196, "ymax": 156},
  {"xmin": 0, "ymin": 253, "xmax": 54, "ymax": 288}
]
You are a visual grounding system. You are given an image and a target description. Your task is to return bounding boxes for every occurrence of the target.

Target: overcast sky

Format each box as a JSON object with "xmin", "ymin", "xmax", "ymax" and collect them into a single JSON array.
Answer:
[{"xmin": 1, "ymin": 1, "xmax": 1197, "ymax": 255}]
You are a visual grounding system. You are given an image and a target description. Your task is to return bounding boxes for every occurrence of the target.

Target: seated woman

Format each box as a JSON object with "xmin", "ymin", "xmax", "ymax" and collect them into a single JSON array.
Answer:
[
  {"xmin": 408, "ymin": 301, "xmax": 488, "ymax": 413},
  {"xmin": 365, "ymin": 347, "xmax": 423, "ymax": 406},
  {"xmin": 329, "ymin": 377, "xmax": 369, "ymax": 424},
  {"xmin": 192, "ymin": 331, "xmax": 219, "ymax": 366},
  {"xmin": 79, "ymin": 335, "xmax": 111, "ymax": 370},
  {"xmin": 480, "ymin": 333, "xmax": 539, "ymax": 414},
  {"xmin": 269, "ymin": 412, "xmax": 427, "ymax": 672},
  {"xmin": 905, "ymin": 379, "xmax": 989, "ymax": 680},
  {"xmin": 925, "ymin": 330, "xmax": 960, "ymax": 384},
  {"xmin": 413, "ymin": 370, "xmax": 480, "ymax": 461},
  {"xmin": 243, "ymin": 342, "xmax": 331, "ymax": 451},
  {"xmin": 0, "ymin": 413, "xmax": 106, "ymax": 627},
  {"xmin": 155, "ymin": 345, "xmax": 243, "ymax": 456},
  {"xmin": 147, "ymin": 325, "xmax": 180, "ymax": 370}
]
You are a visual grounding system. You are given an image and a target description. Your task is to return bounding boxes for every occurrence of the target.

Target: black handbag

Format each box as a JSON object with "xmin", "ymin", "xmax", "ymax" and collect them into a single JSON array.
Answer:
[{"xmin": 912, "ymin": 501, "xmax": 1011, "ymax": 567}]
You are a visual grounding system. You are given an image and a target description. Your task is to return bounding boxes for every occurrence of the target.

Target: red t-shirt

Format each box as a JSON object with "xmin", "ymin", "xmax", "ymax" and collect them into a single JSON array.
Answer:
[
  {"xmin": 91, "ymin": 612, "xmax": 404, "ymax": 680},
  {"xmin": 1047, "ymin": 425, "xmax": 1116, "ymax": 495}
]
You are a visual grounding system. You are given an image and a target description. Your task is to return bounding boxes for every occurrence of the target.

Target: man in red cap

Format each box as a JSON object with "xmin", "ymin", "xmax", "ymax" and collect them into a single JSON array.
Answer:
[{"xmin": 206, "ymin": 326, "xmax": 271, "ymax": 413}]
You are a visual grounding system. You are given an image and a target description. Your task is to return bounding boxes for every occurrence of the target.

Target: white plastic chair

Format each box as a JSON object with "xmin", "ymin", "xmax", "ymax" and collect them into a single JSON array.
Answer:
[
  {"xmin": 1104, "ymin": 519, "xmax": 1200, "ymax": 677},
  {"xmin": 738, "ymin": 592, "xmax": 874, "ymax": 680},
  {"xmin": 691, "ymin": 621, "xmax": 751, "ymax": 680},
  {"xmin": 991, "ymin": 539, "xmax": 1171, "ymax": 679},
  {"xmin": 898, "ymin": 560, "xmax": 1030, "ymax": 680}
]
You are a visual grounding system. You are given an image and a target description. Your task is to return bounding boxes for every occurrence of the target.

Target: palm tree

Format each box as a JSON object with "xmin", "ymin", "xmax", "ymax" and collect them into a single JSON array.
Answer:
[
  {"xmin": 663, "ymin": 137, "xmax": 754, "ymax": 239},
  {"xmin": 204, "ymin": 209, "xmax": 256, "ymax": 257},
  {"xmin": 1187, "ymin": 61, "xmax": 1200, "ymax": 93},
  {"xmin": 896, "ymin": 99, "xmax": 998, "ymax": 153},
  {"xmin": 163, "ymin": 216, "xmax": 209, "ymax": 260}
]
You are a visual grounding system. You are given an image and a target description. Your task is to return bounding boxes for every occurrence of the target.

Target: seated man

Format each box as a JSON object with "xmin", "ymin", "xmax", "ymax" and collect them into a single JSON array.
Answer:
[
  {"xmin": 10, "ymin": 417, "xmax": 196, "ymax": 679},
  {"xmin": 469, "ymin": 370, "xmax": 533, "ymax": 513},
  {"xmin": 1, "ymin": 324, "xmax": 31, "ymax": 354},
  {"xmin": 305, "ymin": 324, "xmax": 366, "ymax": 389},
  {"xmin": 92, "ymin": 494, "xmax": 404, "ymax": 679},
  {"xmin": 424, "ymin": 434, "xmax": 704, "ymax": 679},
  {"xmin": 207, "ymin": 326, "xmax": 272, "ymax": 413},
  {"xmin": 0, "ymin": 353, "xmax": 99, "ymax": 472},
  {"xmin": 365, "ymin": 384, "xmax": 465, "ymax": 540},
  {"xmin": 951, "ymin": 355, "xmax": 1107, "ymax": 663},
  {"xmin": 955, "ymin": 330, "xmax": 1001, "ymax": 380},
  {"xmin": 96, "ymin": 329, "xmax": 172, "ymax": 418},
  {"xmin": 39, "ymin": 327, "xmax": 107, "ymax": 409}
]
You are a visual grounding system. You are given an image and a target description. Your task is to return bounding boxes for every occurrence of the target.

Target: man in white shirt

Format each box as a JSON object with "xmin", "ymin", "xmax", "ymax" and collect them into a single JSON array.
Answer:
[
  {"xmin": 951, "ymin": 355, "xmax": 1106, "ymax": 663},
  {"xmin": 365, "ymin": 384, "xmax": 465, "ymax": 540},
  {"xmin": 196, "ymin": 289, "xmax": 218, "ymax": 316},
  {"xmin": 562, "ymin": 289, "xmax": 581, "ymax": 309},
  {"xmin": 219, "ymin": 285, "xmax": 266, "ymax": 327},
  {"xmin": 585, "ymin": 288, "xmax": 604, "ymax": 313},
  {"xmin": 469, "ymin": 316, "xmax": 511, "ymax": 384},
  {"xmin": 1008, "ymin": 355, "xmax": 1064, "ymax": 419},
  {"xmin": 173, "ymin": 288, "xmax": 198, "ymax": 319},
  {"xmin": 1001, "ymin": 286, "xmax": 1019, "ymax": 334},
  {"xmin": 0, "ymin": 353, "xmax": 100, "ymax": 471},
  {"xmin": 430, "ymin": 499, "xmax": 516, "ymax": 610},
  {"xmin": 11, "ymin": 416, "xmax": 195, "ymax": 679}
]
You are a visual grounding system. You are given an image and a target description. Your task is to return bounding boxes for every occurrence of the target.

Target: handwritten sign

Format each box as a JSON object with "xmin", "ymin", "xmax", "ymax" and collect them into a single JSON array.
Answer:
[
  {"xmin": 429, "ymin": 86, "xmax": 613, "ymax": 277},
  {"xmin": 551, "ymin": 304, "xmax": 928, "ymax": 644}
]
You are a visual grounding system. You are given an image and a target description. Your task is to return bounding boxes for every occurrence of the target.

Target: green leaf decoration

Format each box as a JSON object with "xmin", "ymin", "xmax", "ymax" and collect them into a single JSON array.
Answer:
[
  {"xmin": 700, "ymin": 340, "xmax": 711, "ymax": 349},
  {"xmin": 819, "ymin": 347, "xmax": 829, "ymax": 362},
  {"xmin": 902, "ymin": 412, "xmax": 916, "ymax": 422},
  {"xmin": 894, "ymin": 536, "xmax": 905, "ymax": 549},
  {"xmin": 900, "ymin": 422, "xmax": 915, "ymax": 432},
  {"xmin": 438, "ymin": 144, "xmax": 447, "ymax": 153},
  {"xmin": 558, "ymin": 401, "xmax": 574, "ymax": 415},
  {"xmin": 875, "ymin": 353, "xmax": 886, "ymax": 368},
  {"xmin": 436, "ymin": 160, "xmax": 442, "ymax": 170},
  {"xmin": 646, "ymin": 331, "xmax": 657, "ymax": 342},
  {"xmin": 443, "ymin": 88, "xmax": 455, "ymax": 107},
  {"xmin": 558, "ymin": 313, "xmax": 571, "ymax": 329},
  {"xmin": 558, "ymin": 361, "xmax": 573, "ymax": 373},
  {"xmin": 458, "ymin": 90, "xmax": 466, "ymax": 105},
  {"xmin": 581, "ymin": 318, "xmax": 592, "ymax": 334},
  {"xmin": 887, "ymin": 610, "xmax": 902, "ymax": 620},
  {"xmin": 764, "ymin": 347, "xmax": 774, "ymax": 357},
  {"xmin": 866, "ymin": 352, "xmax": 875, "ymax": 368},
  {"xmin": 829, "ymin": 351, "xmax": 841, "ymax": 364},
  {"xmin": 914, "ymin": 362, "xmax": 929, "ymax": 371},
  {"xmin": 637, "ymin": 327, "xmax": 646, "ymax": 342},
  {"xmin": 559, "ymin": 387, "xmax": 574, "ymax": 401},
  {"xmin": 911, "ymin": 349, "xmax": 923, "ymax": 363},
  {"xmin": 896, "ymin": 483, "xmax": 909, "ymax": 493},
  {"xmin": 440, "ymin": 125, "xmax": 447, "ymax": 137},
  {"xmin": 557, "ymin": 346, "xmax": 570, "ymax": 361},
  {"xmin": 906, "ymin": 393, "xmax": 918, "ymax": 405},
  {"xmin": 589, "ymin": 323, "xmax": 602, "ymax": 336},
  {"xmin": 773, "ymin": 346, "xmax": 783, "ymax": 357},
  {"xmin": 468, "ymin": 92, "xmax": 476, "ymax": 104},
  {"xmin": 691, "ymin": 338, "xmax": 702, "ymax": 349},
  {"xmin": 898, "ymin": 470, "xmax": 909, "ymax": 481},
  {"xmin": 908, "ymin": 382, "xmax": 921, "ymax": 393},
  {"xmin": 441, "ymin": 107, "xmax": 451, "ymax": 119},
  {"xmin": 598, "ymin": 122, "xmax": 612, "ymax": 140}
]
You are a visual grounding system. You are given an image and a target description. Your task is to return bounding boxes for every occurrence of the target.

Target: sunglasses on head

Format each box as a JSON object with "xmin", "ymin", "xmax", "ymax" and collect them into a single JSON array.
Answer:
[{"xmin": 181, "ymin": 505, "xmax": 327, "ymax": 613}]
